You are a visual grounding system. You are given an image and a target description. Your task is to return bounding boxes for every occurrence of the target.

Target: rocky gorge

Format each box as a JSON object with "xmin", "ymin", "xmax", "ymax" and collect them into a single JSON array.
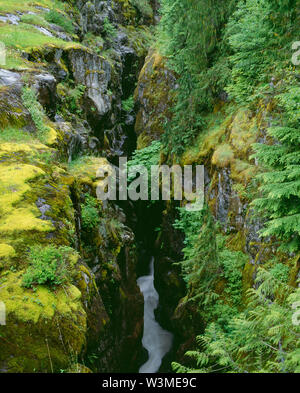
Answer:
[{"xmin": 0, "ymin": 0, "xmax": 299, "ymax": 374}]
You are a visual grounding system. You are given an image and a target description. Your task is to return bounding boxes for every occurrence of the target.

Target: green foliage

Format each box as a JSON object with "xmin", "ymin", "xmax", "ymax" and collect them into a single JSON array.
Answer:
[
  {"xmin": 158, "ymin": 0, "xmax": 236, "ymax": 158},
  {"xmin": 0, "ymin": 127, "xmax": 34, "ymax": 142},
  {"xmin": 122, "ymin": 96, "xmax": 135, "ymax": 112},
  {"xmin": 22, "ymin": 246, "xmax": 74, "ymax": 288},
  {"xmin": 173, "ymin": 268, "xmax": 300, "ymax": 373},
  {"xmin": 157, "ymin": 0, "xmax": 300, "ymax": 375},
  {"xmin": 81, "ymin": 194, "xmax": 100, "ymax": 230},
  {"xmin": 224, "ymin": 0, "xmax": 298, "ymax": 103},
  {"xmin": 130, "ymin": 0, "xmax": 153, "ymax": 18},
  {"xmin": 127, "ymin": 141, "xmax": 161, "ymax": 202},
  {"xmin": 45, "ymin": 9, "xmax": 74, "ymax": 34},
  {"xmin": 158, "ymin": 0, "xmax": 298, "ymax": 157},
  {"xmin": 102, "ymin": 18, "xmax": 117, "ymax": 38},
  {"xmin": 174, "ymin": 206, "xmax": 219, "ymax": 303},
  {"xmin": 127, "ymin": 140, "xmax": 161, "ymax": 183},
  {"xmin": 225, "ymin": 0, "xmax": 273, "ymax": 103},
  {"xmin": 269, "ymin": 262, "xmax": 290, "ymax": 283},
  {"xmin": 67, "ymin": 84, "xmax": 86, "ymax": 115},
  {"xmin": 174, "ymin": 206, "xmax": 246, "ymax": 317},
  {"xmin": 252, "ymin": 82, "xmax": 300, "ymax": 252},
  {"xmin": 21, "ymin": 86, "xmax": 49, "ymax": 142},
  {"xmin": 218, "ymin": 236, "xmax": 246, "ymax": 309}
]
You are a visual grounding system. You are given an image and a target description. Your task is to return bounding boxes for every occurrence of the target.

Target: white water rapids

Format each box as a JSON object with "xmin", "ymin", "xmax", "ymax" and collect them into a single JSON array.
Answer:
[{"xmin": 137, "ymin": 257, "xmax": 173, "ymax": 373}]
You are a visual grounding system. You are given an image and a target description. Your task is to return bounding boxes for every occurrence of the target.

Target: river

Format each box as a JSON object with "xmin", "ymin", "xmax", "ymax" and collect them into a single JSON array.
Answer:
[{"xmin": 137, "ymin": 257, "xmax": 173, "ymax": 373}]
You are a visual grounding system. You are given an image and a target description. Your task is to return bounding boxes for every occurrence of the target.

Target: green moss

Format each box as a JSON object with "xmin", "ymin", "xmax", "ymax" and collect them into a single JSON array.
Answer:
[
  {"xmin": 113, "ymin": 0, "xmax": 136, "ymax": 24},
  {"xmin": 0, "ymin": 127, "xmax": 37, "ymax": 143},
  {"xmin": 229, "ymin": 108, "xmax": 258, "ymax": 158},
  {"xmin": 212, "ymin": 143, "xmax": 234, "ymax": 168},
  {"xmin": 0, "ymin": 243, "xmax": 15, "ymax": 257},
  {"xmin": 242, "ymin": 262, "xmax": 256, "ymax": 298},
  {"xmin": 134, "ymin": 50, "xmax": 176, "ymax": 145},
  {"xmin": 68, "ymin": 156, "xmax": 111, "ymax": 190},
  {"xmin": 181, "ymin": 110, "xmax": 231, "ymax": 165},
  {"xmin": 45, "ymin": 9, "xmax": 74, "ymax": 34},
  {"xmin": 0, "ymin": 271, "xmax": 86, "ymax": 372},
  {"xmin": 0, "ymin": 163, "xmax": 53, "ymax": 234}
]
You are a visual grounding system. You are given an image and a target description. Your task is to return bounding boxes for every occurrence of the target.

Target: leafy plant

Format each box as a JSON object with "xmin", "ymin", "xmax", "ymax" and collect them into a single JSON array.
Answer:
[
  {"xmin": 102, "ymin": 18, "xmax": 117, "ymax": 38},
  {"xmin": 67, "ymin": 84, "xmax": 86, "ymax": 115},
  {"xmin": 158, "ymin": 0, "xmax": 236, "ymax": 158},
  {"xmin": 122, "ymin": 96, "xmax": 135, "ymax": 112},
  {"xmin": 22, "ymin": 245, "xmax": 74, "ymax": 288},
  {"xmin": 252, "ymin": 83, "xmax": 300, "ymax": 252},
  {"xmin": 21, "ymin": 86, "xmax": 49, "ymax": 142},
  {"xmin": 81, "ymin": 194, "xmax": 100, "ymax": 230},
  {"xmin": 173, "ymin": 268, "xmax": 300, "ymax": 373}
]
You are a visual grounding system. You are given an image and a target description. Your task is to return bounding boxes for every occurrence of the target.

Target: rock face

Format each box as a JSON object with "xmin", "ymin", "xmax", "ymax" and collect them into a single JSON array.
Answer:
[{"xmin": 134, "ymin": 50, "xmax": 178, "ymax": 149}]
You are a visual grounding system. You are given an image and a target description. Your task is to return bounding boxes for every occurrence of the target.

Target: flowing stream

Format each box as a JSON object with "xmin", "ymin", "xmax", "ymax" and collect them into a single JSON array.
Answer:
[{"xmin": 137, "ymin": 257, "xmax": 173, "ymax": 373}]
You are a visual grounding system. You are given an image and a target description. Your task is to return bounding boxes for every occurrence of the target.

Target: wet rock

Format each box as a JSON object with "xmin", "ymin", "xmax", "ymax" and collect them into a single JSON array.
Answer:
[
  {"xmin": 32, "ymin": 25, "xmax": 54, "ymax": 37},
  {"xmin": 33, "ymin": 73, "xmax": 57, "ymax": 117},
  {"xmin": 0, "ymin": 85, "xmax": 35, "ymax": 130},
  {"xmin": 216, "ymin": 168, "xmax": 231, "ymax": 230},
  {"xmin": 54, "ymin": 121, "xmax": 85, "ymax": 162},
  {"xmin": 88, "ymin": 136, "xmax": 100, "ymax": 151},
  {"xmin": 134, "ymin": 50, "xmax": 178, "ymax": 148},
  {"xmin": 67, "ymin": 48, "xmax": 112, "ymax": 118},
  {"xmin": 0, "ymin": 69, "xmax": 21, "ymax": 87},
  {"xmin": 0, "ymin": 14, "xmax": 20, "ymax": 25},
  {"xmin": 77, "ymin": 0, "xmax": 115, "ymax": 35},
  {"xmin": 36, "ymin": 198, "xmax": 51, "ymax": 219}
]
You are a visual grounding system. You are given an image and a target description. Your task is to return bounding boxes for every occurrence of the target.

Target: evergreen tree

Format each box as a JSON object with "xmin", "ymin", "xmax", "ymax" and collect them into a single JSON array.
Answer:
[
  {"xmin": 252, "ymin": 83, "xmax": 300, "ymax": 252},
  {"xmin": 158, "ymin": 0, "xmax": 236, "ymax": 157},
  {"xmin": 173, "ymin": 267, "xmax": 300, "ymax": 373}
]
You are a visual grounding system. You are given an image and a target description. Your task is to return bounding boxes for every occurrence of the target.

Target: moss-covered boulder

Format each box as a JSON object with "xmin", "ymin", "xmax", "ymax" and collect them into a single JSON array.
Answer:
[
  {"xmin": 0, "ymin": 271, "xmax": 86, "ymax": 372},
  {"xmin": 134, "ymin": 49, "xmax": 178, "ymax": 149}
]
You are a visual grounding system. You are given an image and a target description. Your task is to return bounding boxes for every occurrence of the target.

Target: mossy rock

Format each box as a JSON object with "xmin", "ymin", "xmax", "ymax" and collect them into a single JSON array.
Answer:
[
  {"xmin": 69, "ymin": 156, "xmax": 111, "ymax": 191},
  {"xmin": 212, "ymin": 143, "xmax": 234, "ymax": 168},
  {"xmin": 134, "ymin": 49, "xmax": 177, "ymax": 147},
  {"xmin": 229, "ymin": 108, "xmax": 258, "ymax": 158},
  {"xmin": 0, "ymin": 271, "xmax": 86, "ymax": 372},
  {"xmin": 242, "ymin": 261, "xmax": 256, "ymax": 299},
  {"xmin": 0, "ymin": 86, "xmax": 34, "ymax": 130}
]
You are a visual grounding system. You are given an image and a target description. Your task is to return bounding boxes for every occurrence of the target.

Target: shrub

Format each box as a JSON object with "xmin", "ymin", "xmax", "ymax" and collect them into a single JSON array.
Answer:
[
  {"xmin": 67, "ymin": 84, "xmax": 86, "ymax": 115},
  {"xmin": 81, "ymin": 194, "xmax": 100, "ymax": 230},
  {"xmin": 122, "ymin": 96, "xmax": 135, "ymax": 112},
  {"xmin": 21, "ymin": 86, "xmax": 49, "ymax": 141},
  {"xmin": 22, "ymin": 246, "xmax": 74, "ymax": 288},
  {"xmin": 102, "ymin": 18, "xmax": 117, "ymax": 38}
]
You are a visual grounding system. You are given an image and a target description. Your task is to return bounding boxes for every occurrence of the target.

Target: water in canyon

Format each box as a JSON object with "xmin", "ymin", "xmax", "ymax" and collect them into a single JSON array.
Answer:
[{"xmin": 137, "ymin": 257, "xmax": 173, "ymax": 373}]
